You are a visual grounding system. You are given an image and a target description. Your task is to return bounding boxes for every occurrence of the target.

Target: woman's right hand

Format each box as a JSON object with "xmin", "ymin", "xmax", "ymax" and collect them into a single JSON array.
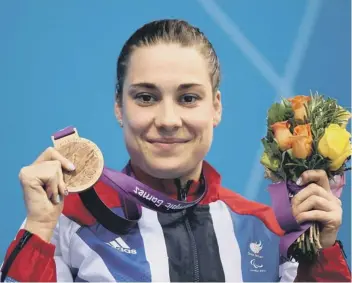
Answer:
[{"xmin": 18, "ymin": 147, "xmax": 76, "ymax": 242}]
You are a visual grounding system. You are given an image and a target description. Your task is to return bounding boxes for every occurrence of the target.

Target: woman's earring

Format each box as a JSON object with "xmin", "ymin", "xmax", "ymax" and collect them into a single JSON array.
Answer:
[
  {"xmin": 213, "ymin": 118, "xmax": 217, "ymax": 128},
  {"xmin": 119, "ymin": 120, "xmax": 123, "ymax": 128}
]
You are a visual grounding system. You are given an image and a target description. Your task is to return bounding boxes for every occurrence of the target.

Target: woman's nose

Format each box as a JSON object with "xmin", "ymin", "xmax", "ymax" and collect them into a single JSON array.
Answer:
[{"xmin": 154, "ymin": 101, "xmax": 182, "ymax": 132}]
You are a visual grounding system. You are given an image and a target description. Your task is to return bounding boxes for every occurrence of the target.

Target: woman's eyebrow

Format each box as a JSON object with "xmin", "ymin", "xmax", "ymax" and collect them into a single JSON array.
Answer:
[
  {"xmin": 129, "ymin": 82, "xmax": 158, "ymax": 91},
  {"xmin": 128, "ymin": 82, "xmax": 204, "ymax": 92},
  {"xmin": 177, "ymin": 83, "xmax": 203, "ymax": 91}
]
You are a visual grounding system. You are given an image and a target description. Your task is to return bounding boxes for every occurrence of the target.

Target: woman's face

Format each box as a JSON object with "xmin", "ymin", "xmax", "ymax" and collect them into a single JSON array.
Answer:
[{"xmin": 115, "ymin": 43, "xmax": 222, "ymax": 179}]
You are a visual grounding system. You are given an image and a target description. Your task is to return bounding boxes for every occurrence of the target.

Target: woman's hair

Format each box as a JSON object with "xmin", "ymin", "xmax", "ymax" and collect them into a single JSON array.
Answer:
[{"xmin": 115, "ymin": 19, "xmax": 220, "ymax": 104}]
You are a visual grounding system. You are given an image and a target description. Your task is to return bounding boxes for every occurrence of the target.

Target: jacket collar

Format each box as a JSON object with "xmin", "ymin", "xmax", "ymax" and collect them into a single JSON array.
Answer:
[{"xmin": 123, "ymin": 159, "xmax": 221, "ymax": 201}]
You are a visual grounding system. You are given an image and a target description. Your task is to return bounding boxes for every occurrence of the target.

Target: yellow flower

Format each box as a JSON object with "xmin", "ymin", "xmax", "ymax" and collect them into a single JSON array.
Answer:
[
  {"xmin": 318, "ymin": 124, "xmax": 352, "ymax": 171},
  {"xmin": 260, "ymin": 152, "xmax": 280, "ymax": 171},
  {"xmin": 271, "ymin": 120, "xmax": 293, "ymax": 151},
  {"xmin": 288, "ymin": 95, "xmax": 311, "ymax": 121}
]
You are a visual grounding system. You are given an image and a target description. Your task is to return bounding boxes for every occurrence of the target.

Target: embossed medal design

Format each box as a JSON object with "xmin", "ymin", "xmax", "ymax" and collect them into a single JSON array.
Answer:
[{"xmin": 52, "ymin": 127, "xmax": 104, "ymax": 193}]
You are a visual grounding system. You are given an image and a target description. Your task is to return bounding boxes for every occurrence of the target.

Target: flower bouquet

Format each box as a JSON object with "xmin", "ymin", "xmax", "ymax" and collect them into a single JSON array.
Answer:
[{"xmin": 260, "ymin": 91, "xmax": 351, "ymax": 262}]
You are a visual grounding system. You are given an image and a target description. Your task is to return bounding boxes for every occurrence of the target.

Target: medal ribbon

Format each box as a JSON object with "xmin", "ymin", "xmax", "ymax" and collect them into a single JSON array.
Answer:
[{"xmin": 53, "ymin": 126, "xmax": 207, "ymax": 231}]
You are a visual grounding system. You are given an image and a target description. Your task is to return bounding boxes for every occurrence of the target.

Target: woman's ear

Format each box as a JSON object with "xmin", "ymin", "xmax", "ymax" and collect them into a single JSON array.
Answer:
[
  {"xmin": 114, "ymin": 101, "xmax": 123, "ymax": 127},
  {"xmin": 213, "ymin": 90, "xmax": 222, "ymax": 127}
]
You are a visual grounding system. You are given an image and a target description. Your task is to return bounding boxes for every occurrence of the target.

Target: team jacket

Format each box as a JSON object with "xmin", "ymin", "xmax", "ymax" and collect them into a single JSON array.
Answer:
[{"xmin": 1, "ymin": 161, "xmax": 351, "ymax": 282}]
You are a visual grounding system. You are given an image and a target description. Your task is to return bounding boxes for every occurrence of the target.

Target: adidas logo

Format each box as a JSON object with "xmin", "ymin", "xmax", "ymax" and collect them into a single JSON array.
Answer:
[{"xmin": 107, "ymin": 237, "xmax": 137, "ymax": 255}]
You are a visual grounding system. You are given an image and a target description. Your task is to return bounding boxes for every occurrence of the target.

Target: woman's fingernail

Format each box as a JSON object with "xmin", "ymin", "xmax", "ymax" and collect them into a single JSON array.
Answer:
[
  {"xmin": 56, "ymin": 195, "xmax": 61, "ymax": 204},
  {"xmin": 296, "ymin": 177, "xmax": 302, "ymax": 186},
  {"xmin": 68, "ymin": 163, "xmax": 76, "ymax": 171}
]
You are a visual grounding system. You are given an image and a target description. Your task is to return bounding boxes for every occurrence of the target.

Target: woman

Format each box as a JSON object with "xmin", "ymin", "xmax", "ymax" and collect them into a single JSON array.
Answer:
[{"xmin": 1, "ymin": 19, "xmax": 350, "ymax": 282}]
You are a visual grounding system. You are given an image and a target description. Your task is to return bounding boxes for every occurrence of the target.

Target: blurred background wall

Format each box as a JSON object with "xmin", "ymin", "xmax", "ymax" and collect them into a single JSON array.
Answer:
[{"xmin": 0, "ymin": 0, "xmax": 350, "ymax": 266}]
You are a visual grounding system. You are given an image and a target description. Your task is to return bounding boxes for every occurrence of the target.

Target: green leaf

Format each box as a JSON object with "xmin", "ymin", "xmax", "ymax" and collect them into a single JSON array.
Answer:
[
  {"xmin": 267, "ymin": 102, "xmax": 294, "ymax": 126},
  {"xmin": 261, "ymin": 138, "xmax": 281, "ymax": 159},
  {"xmin": 260, "ymin": 151, "xmax": 280, "ymax": 171}
]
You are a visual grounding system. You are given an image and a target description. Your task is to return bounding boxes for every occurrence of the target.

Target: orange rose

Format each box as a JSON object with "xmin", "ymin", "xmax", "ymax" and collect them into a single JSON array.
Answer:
[
  {"xmin": 290, "ymin": 136, "xmax": 312, "ymax": 159},
  {"xmin": 288, "ymin": 95, "xmax": 311, "ymax": 121},
  {"xmin": 290, "ymin": 124, "xmax": 313, "ymax": 159},
  {"xmin": 271, "ymin": 120, "xmax": 293, "ymax": 151},
  {"xmin": 293, "ymin": 124, "xmax": 313, "ymax": 142}
]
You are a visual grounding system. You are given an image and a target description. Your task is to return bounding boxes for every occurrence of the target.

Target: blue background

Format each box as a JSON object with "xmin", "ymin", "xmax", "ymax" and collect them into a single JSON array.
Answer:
[{"xmin": 1, "ymin": 0, "xmax": 351, "ymax": 267}]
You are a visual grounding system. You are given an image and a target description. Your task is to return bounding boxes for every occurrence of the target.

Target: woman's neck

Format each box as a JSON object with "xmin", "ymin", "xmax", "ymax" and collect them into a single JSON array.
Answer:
[{"xmin": 129, "ymin": 161, "xmax": 203, "ymax": 198}]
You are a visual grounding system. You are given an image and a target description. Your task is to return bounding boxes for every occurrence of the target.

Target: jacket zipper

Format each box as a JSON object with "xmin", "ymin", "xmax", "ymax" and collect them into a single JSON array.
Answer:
[
  {"xmin": 178, "ymin": 180, "xmax": 200, "ymax": 282},
  {"xmin": 183, "ymin": 211, "xmax": 200, "ymax": 282}
]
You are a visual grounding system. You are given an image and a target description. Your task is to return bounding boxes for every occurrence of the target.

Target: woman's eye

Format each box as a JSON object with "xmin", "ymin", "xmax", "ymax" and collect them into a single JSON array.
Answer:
[
  {"xmin": 180, "ymin": 94, "xmax": 199, "ymax": 104},
  {"xmin": 135, "ymin": 93, "xmax": 156, "ymax": 104}
]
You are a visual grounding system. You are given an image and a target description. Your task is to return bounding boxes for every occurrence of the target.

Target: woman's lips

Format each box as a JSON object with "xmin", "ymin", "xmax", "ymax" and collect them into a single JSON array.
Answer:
[{"xmin": 147, "ymin": 138, "xmax": 190, "ymax": 151}]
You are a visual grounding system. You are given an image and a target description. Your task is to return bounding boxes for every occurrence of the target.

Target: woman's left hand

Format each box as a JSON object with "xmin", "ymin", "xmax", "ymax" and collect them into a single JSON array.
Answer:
[{"xmin": 291, "ymin": 169, "xmax": 343, "ymax": 249}]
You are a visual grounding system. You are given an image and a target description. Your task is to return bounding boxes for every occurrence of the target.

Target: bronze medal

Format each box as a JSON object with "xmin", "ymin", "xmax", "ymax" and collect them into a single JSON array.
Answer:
[{"xmin": 52, "ymin": 128, "xmax": 104, "ymax": 193}]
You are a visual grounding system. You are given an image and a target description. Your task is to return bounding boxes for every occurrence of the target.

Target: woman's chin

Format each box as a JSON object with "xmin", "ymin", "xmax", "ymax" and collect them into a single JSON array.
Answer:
[{"xmin": 140, "ymin": 156, "xmax": 197, "ymax": 179}]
